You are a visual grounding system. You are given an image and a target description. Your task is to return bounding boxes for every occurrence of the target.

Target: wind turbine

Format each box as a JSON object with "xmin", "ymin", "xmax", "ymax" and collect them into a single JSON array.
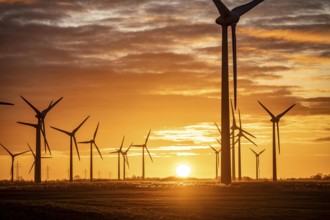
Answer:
[
  {"xmin": 51, "ymin": 116, "xmax": 89, "ymax": 182},
  {"xmin": 258, "ymin": 101, "xmax": 295, "ymax": 181},
  {"xmin": 78, "ymin": 123, "xmax": 103, "ymax": 181},
  {"xmin": 121, "ymin": 143, "xmax": 133, "ymax": 180},
  {"xmin": 209, "ymin": 143, "xmax": 221, "ymax": 180},
  {"xmin": 236, "ymin": 109, "xmax": 257, "ymax": 180},
  {"xmin": 1, "ymin": 144, "xmax": 29, "ymax": 182},
  {"xmin": 27, "ymin": 143, "xmax": 51, "ymax": 175},
  {"xmin": 131, "ymin": 130, "xmax": 153, "ymax": 180},
  {"xmin": 19, "ymin": 96, "xmax": 62, "ymax": 183},
  {"xmin": 212, "ymin": 0, "xmax": 264, "ymax": 184},
  {"xmin": 110, "ymin": 136, "xmax": 125, "ymax": 180},
  {"xmin": 0, "ymin": 102, "xmax": 14, "ymax": 105},
  {"xmin": 250, "ymin": 148, "xmax": 265, "ymax": 180}
]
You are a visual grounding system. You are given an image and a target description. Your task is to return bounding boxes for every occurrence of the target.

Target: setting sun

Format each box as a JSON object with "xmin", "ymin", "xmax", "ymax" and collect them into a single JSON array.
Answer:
[{"xmin": 176, "ymin": 164, "xmax": 191, "ymax": 178}]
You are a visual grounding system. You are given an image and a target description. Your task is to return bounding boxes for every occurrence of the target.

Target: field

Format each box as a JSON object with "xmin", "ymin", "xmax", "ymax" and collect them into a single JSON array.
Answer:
[{"xmin": 0, "ymin": 180, "xmax": 329, "ymax": 219}]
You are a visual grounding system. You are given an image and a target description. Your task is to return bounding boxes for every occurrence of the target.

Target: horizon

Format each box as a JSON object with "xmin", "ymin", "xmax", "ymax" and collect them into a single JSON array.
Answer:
[{"xmin": 1, "ymin": 0, "xmax": 330, "ymax": 181}]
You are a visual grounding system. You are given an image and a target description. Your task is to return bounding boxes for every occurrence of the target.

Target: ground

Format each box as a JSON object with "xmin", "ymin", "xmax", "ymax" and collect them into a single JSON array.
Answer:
[{"xmin": 0, "ymin": 180, "xmax": 329, "ymax": 219}]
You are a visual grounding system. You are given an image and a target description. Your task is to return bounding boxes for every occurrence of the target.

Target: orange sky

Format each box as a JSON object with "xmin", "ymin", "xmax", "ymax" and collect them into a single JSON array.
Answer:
[{"xmin": 0, "ymin": 0, "xmax": 329, "ymax": 181}]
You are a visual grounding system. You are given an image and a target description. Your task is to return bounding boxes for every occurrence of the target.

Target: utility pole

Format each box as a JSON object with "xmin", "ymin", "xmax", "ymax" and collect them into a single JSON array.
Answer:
[{"xmin": 46, "ymin": 165, "xmax": 50, "ymax": 181}]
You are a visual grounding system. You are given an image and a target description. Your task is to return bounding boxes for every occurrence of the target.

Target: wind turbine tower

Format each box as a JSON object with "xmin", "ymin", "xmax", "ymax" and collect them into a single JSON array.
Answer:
[
  {"xmin": 19, "ymin": 96, "xmax": 62, "ymax": 183},
  {"xmin": 250, "ymin": 148, "xmax": 265, "ymax": 180},
  {"xmin": 258, "ymin": 101, "xmax": 295, "ymax": 181},
  {"xmin": 79, "ymin": 123, "xmax": 103, "ymax": 181},
  {"xmin": 212, "ymin": 0, "xmax": 264, "ymax": 184},
  {"xmin": 132, "ymin": 130, "xmax": 153, "ymax": 180},
  {"xmin": 51, "ymin": 116, "xmax": 90, "ymax": 182}
]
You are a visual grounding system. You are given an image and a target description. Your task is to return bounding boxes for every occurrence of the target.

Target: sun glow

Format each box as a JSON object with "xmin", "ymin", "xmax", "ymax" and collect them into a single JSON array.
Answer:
[{"xmin": 176, "ymin": 164, "xmax": 191, "ymax": 178}]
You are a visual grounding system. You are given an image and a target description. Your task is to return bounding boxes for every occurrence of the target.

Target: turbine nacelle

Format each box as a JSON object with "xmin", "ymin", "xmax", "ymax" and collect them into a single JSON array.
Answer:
[{"xmin": 215, "ymin": 14, "xmax": 239, "ymax": 26}]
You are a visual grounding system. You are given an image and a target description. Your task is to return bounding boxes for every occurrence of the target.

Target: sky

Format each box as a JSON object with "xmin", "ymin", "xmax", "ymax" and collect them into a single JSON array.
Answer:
[{"xmin": 0, "ymin": 0, "xmax": 329, "ymax": 181}]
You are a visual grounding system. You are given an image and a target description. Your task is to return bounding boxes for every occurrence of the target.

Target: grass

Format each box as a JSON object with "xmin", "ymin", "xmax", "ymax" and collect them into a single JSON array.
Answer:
[{"xmin": 0, "ymin": 180, "xmax": 329, "ymax": 219}]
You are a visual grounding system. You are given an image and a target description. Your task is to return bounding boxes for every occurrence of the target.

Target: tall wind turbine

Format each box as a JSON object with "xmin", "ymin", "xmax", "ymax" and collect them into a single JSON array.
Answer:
[
  {"xmin": 121, "ymin": 143, "xmax": 133, "ymax": 180},
  {"xmin": 27, "ymin": 143, "xmax": 51, "ymax": 175},
  {"xmin": 236, "ymin": 109, "xmax": 257, "ymax": 180},
  {"xmin": 250, "ymin": 148, "xmax": 265, "ymax": 180},
  {"xmin": 209, "ymin": 144, "xmax": 221, "ymax": 180},
  {"xmin": 19, "ymin": 96, "xmax": 62, "ymax": 183},
  {"xmin": 110, "ymin": 136, "xmax": 125, "ymax": 180},
  {"xmin": 0, "ymin": 102, "xmax": 14, "ymax": 105},
  {"xmin": 79, "ymin": 123, "xmax": 103, "ymax": 181},
  {"xmin": 1, "ymin": 144, "xmax": 29, "ymax": 182},
  {"xmin": 51, "ymin": 116, "xmax": 89, "ymax": 182},
  {"xmin": 258, "ymin": 101, "xmax": 295, "ymax": 181},
  {"xmin": 132, "ymin": 130, "xmax": 153, "ymax": 180},
  {"xmin": 212, "ymin": 0, "xmax": 264, "ymax": 184}
]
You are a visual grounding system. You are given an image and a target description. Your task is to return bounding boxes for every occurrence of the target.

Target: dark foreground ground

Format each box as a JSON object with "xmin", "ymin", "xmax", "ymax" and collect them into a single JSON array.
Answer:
[{"xmin": 0, "ymin": 180, "xmax": 329, "ymax": 220}]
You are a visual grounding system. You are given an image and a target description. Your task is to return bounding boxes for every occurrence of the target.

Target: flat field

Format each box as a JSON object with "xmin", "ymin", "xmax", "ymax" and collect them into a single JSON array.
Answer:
[{"xmin": 0, "ymin": 180, "xmax": 329, "ymax": 219}]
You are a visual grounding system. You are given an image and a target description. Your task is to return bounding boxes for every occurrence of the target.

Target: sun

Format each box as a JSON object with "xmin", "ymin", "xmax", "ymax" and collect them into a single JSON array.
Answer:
[{"xmin": 176, "ymin": 164, "xmax": 191, "ymax": 178}]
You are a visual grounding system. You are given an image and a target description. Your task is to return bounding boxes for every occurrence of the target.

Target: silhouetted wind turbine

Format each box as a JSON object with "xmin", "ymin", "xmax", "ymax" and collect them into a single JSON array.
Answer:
[
  {"xmin": 110, "ymin": 136, "xmax": 125, "ymax": 180},
  {"xmin": 132, "ymin": 130, "xmax": 153, "ymax": 180},
  {"xmin": 51, "ymin": 116, "xmax": 89, "ymax": 182},
  {"xmin": 19, "ymin": 96, "xmax": 62, "ymax": 183},
  {"xmin": 250, "ymin": 148, "xmax": 265, "ymax": 180},
  {"xmin": 209, "ymin": 144, "xmax": 221, "ymax": 180},
  {"xmin": 79, "ymin": 123, "xmax": 103, "ymax": 181},
  {"xmin": 236, "ymin": 109, "xmax": 257, "ymax": 180},
  {"xmin": 1, "ymin": 144, "xmax": 29, "ymax": 182},
  {"xmin": 121, "ymin": 143, "xmax": 133, "ymax": 180},
  {"xmin": 27, "ymin": 143, "xmax": 51, "ymax": 175},
  {"xmin": 258, "ymin": 101, "xmax": 295, "ymax": 181},
  {"xmin": 212, "ymin": 0, "xmax": 264, "ymax": 184},
  {"xmin": 0, "ymin": 102, "xmax": 14, "ymax": 105}
]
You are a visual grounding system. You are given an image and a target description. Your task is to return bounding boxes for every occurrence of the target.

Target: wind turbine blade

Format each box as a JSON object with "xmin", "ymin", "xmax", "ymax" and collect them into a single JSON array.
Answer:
[
  {"xmin": 0, "ymin": 144, "xmax": 13, "ymax": 156},
  {"xmin": 231, "ymin": 24, "xmax": 238, "ymax": 109},
  {"xmin": 41, "ymin": 123, "xmax": 51, "ymax": 155},
  {"xmin": 209, "ymin": 145, "xmax": 217, "ymax": 152},
  {"xmin": 17, "ymin": 121, "xmax": 37, "ymax": 128},
  {"xmin": 74, "ymin": 116, "xmax": 90, "ymax": 133},
  {"xmin": 50, "ymin": 126, "xmax": 71, "ymax": 136},
  {"xmin": 258, "ymin": 101, "xmax": 275, "ymax": 119},
  {"xmin": 73, "ymin": 136, "xmax": 81, "ymax": 161},
  {"xmin": 14, "ymin": 150, "xmax": 30, "ymax": 157},
  {"xmin": 44, "ymin": 97, "xmax": 63, "ymax": 114},
  {"xmin": 217, "ymin": 138, "xmax": 221, "ymax": 146},
  {"xmin": 214, "ymin": 122, "xmax": 221, "ymax": 135},
  {"xmin": 78, "ymin": 141, "xmax": 91, "ymax": 144},
  {"xmin": 212, "ymin": 0, "xmax": 230, "ymax": 17},
  {"xmin": 27, "ymin": 143, "xmax": 35, "ymax": 157},
  {"xmin": 250, "ymin": 148, "xmax": 257, "ymax": 155},
  {"xmin": 145, "ymin": 147, "xmax": 153, "ymax": 162},
  {"xmin": 93, "ymin": 123, "xmax": 100, "ymax": 140},
  {"xmin": 259, "ymin": 149, "xmax": 266, "ymax": 155},
  {"xmin": 230, "ymin": 100, "xmax": 237, "ymax": 127},
  {"xmin": 125, "ymin": 143, "xmax": 133, "ymax": 153},
  {"xmin": 145, "ymin": 129, "xmax": 151, "ymax": 145},
  {"xmin": 125, "ymin": 155, "xmax": 130, "ymax": 168},
  {"xmin": 238, "ymin": 109, "xmax": 242, "ymax": 128},
  {"xmin": 0, "ymin": 102, "xmax": 14, "ymax": 105},
  {"xmin": 277, "ymin": 104, "xmax": 295, "ymax": 120},
  {"xmin": 242, "ymin": 129, "xmax": 256, "ymax": 139},
  {"xmin": 277, "ymin": 122, "xmax": 280, "ymax": 154},
  {"xmin": 120, "ymin": 136, "xmax": 125, "ymax": 151},
  {"xmin": 20, "ymin": 96, "xmax": 40, "ymax": 115},
  {"xmin": 232, "ymin": 0, "xmax": 264, "ymax": 17},
  {"xmin": 29, "ymin": 161, "xmax": 35, "ymax": 174},
  {"xmin": 94, "ymin": 143, "xmax": 103, "ymax": 160},
  {"xmin": 243, "ymin": 134, "xmax": 257, "ymax": 146}
]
